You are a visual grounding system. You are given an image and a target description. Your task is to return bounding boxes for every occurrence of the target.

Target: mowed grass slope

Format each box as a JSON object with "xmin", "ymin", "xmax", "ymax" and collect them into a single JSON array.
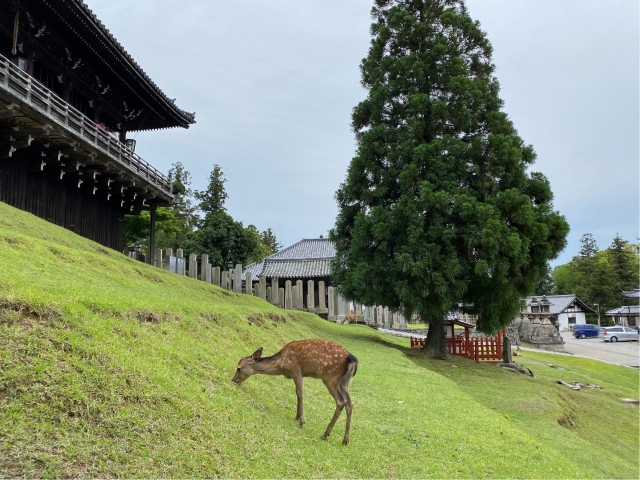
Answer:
[{"xmin": 0, "ymin": 202, "xmax": 638, "ymax": 478}]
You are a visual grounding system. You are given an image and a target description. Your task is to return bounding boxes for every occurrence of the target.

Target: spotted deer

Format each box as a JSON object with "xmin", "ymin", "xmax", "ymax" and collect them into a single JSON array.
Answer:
[
  {"xmin": 341, "ymin": 313, "xmax": 357, "ymax": 325},
  {"xmin": 232, "ymin": 339, "xmax": 358, "ymax": 445}
]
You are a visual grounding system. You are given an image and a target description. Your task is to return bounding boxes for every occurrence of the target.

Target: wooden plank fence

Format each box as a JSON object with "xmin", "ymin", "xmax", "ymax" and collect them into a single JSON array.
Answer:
[{"xmin": 411, "ymin": 330, "xmax": 505, "ymax": 363}]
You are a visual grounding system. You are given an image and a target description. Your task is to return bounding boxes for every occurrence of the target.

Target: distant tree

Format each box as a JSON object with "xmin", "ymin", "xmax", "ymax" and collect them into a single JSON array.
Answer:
[
  {"xmin": 186, "ymin": 211, "xmax": 260, "ymax": 268},
  {"xmin": 123, "ymin": 207, "xmax": 184, "ymax": 250},
  {"xmin": 125, "ymin": 163, "xmax": 282, "ymax": 267},
  {"xmin": 124, "ymin": 162, "xmax": 196, "ymax": 251},
  {"xmin": 168, "ymin": 162, "xmax": 197, "ymax": 229},
  {"xmin": 552, "ymin": 234, "xmax": 639, "ymax": 313},
  {"xmin": 551, "ymin": 263, "xmax": 576, "ymax": 296},
  {"xmin": 578, "ymin": 233, "xmax": 598, "ymax": 258},
  {"xmin": 534, "ymin": 270, "xmax": 555, "ymax": 296},
  {"xmin": 260, "ymin": 228, "xmax": 282, "ymax": 255},
  {"xmin": 194, "ymin": 164, "xmax": 228, "ymax": 221},
  {"xmin": 245, "ymin": 225, "xmax": 271, "ymax": 265},
  {"xmin": 609, "ymin": 234, "xmax": 638, "ymax": 292},
  {"xmin": 330, "ymin": 0, "xmax": 569, "ymax": 358},
  {"xmin": 166, "ymin": 162, "xmax": 197, "ymax": 249}
]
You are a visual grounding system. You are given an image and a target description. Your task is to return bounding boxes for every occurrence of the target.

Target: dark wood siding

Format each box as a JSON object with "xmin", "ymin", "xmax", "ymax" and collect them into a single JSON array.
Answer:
[{"xmin": 0, "ymin": 155, "xmax": 124, "ymax": 251}]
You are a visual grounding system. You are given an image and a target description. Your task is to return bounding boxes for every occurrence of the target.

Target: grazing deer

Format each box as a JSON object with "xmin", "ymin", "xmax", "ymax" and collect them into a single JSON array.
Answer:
[
  {"xmin": 232, "ymin": 339, "xmax": 358, "ymax": 445},
  {"xmin": 341, "ymin": 313, "xmax": 357, "ymax": 325}
]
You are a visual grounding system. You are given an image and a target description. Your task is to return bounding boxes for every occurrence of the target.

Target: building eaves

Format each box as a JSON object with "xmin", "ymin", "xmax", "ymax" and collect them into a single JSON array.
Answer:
[
  {"xmin": 49, "ymin": 0, "xmax": 196, "ymax": 128},
  {"xmin": 605, "ymin": 305, "xmax": 640, "ymax": 315},
  {"xmin": 526, "ymin": 295, "xmax": 596, "ymax": 315},
  {"xmin": 261, "ymin": 259, "xmax": 331, "ymax": 279},
  {"xmin": 267, "ymin": 238, "xmax": 335, "ymax": 261},
  {"xmin": 244, "ymin": 262, "xmax": 264, "ymax": 282}
]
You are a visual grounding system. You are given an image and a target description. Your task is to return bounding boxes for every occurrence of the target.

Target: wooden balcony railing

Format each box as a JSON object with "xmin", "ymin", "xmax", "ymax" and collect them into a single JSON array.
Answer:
[{"xmin": 0, "ymin": 53, "xmax": 172, "ymax": 196}]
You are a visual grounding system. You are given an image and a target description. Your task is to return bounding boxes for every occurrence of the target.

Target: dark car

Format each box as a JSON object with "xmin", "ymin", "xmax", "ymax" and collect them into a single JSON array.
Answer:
[{"xmin": 573, "ymin": 324, "xmax": 600, "ymax": 339}]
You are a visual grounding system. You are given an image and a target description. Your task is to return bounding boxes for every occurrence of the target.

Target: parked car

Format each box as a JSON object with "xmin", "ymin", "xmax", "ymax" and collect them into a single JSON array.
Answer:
[
  {"xmin": 573, "ymin": 324, "xmax": 601, "ymax": 339},
  {"xmin": 599, "ymin": 326, "xmax": 640, "ymax": 342}
]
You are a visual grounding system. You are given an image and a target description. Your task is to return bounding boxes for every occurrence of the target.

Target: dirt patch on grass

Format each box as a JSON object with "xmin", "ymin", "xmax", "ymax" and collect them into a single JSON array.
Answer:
[
  {"xmin": 557, "ymin": 411, "xmax": 579, "ymax": 429},
  {"xmin": 47, "ymin": 245, "xmax": 75, "ymax": 263},
  {"xmin": 0, "ymin": 299, "xmax": 62, "ymax": 327},
  {"xmin": 82, "ymin": 301, "xmax": 120, "ymax": 318},
  {"xmin": 201, "ymin": 312, "xmax": 223, "ymax": 323},
  {"xmin": 121, "ymin": 309, "xmax": 177, "ymax": 324},
  {"xmin": 134, "ymin": 268, "xmax": 165, "ymax": 284},
  {"xmin": 246, "ymin": 312, "xmax": 288, "ymax": 327},
  {"xmin": 0, "ymin": 232, "xmax": 25, "ymax": 246},
  {"xmin": 556, "ymin": 394, "xmax": 581, "ymax": 431},
  {"xmin": 213, "ymin": 289, "xmax": 233, "ymax": 297},
  {"xmin": 94, "ymin": 246, "xmax": 111, "ymax": 256}
]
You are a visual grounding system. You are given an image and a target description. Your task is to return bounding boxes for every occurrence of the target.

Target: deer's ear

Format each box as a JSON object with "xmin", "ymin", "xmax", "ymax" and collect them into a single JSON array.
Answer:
[{"xmin": 252, "ymin": 348, "xmax": 263, "ymax": 360}]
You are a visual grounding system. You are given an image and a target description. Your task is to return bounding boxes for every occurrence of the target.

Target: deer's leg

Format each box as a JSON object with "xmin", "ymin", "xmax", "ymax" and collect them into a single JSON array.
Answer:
[
  {"xmin": 293, "ymin": 374, "xmax": 305, "ymax": 427},
  {"xmin": 321, "ymin": 380, "xmax": 344, "ymax": 441},
  {"xmin": 341, "ymin": 386, "xmax": 353, "ymax": 445}
]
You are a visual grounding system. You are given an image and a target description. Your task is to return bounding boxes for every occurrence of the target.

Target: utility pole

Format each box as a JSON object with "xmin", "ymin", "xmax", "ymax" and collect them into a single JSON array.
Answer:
[{"xmin": 594, "ymin": 304, "xmax": 600, "ymax": 326}]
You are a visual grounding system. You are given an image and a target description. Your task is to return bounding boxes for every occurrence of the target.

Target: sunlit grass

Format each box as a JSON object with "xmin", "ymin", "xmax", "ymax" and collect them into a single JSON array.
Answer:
[{"xmin": 0, "ymin": 202, "xmax": 638, "ymax": 478}]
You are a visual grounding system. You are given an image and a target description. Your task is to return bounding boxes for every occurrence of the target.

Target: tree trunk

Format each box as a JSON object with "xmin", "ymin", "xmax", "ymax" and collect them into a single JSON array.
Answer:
[{"xmin": 421, "ymin": 315, "xmax": 449, "ymax": 359}]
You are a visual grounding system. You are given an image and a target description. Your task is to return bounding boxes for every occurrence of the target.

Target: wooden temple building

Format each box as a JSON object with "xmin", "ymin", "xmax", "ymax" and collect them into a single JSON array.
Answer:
[
  {"xmin": 245, "ymin": 238, "xmax": 335, "ymax": 313},
  {"xmin": 0, "ymin": 0, "xmax": 194, "ymax": 262}
]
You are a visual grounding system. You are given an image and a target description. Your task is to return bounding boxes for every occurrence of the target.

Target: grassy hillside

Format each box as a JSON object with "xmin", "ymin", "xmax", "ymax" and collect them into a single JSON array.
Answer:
[{"xmin": 0, "ymin": 202, "xmax": 638, "ymax": 478}]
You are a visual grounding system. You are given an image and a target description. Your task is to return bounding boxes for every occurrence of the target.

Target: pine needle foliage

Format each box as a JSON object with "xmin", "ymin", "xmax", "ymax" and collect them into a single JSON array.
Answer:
[{"xmin": 330, "ymin": 0, "xmax": 569, "ymax": 356}]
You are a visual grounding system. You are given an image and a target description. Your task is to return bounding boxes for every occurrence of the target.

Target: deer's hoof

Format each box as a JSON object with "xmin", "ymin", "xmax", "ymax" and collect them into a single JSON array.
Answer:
[
  {"xmin": 297, "ymin": 420, "xmax": 305, "ymax": 428},
  {"xmin": 321, "ymin": 434, "xmax": 328, "ymax": 441},
  {"xmin": 342, "ymin": 438, "xmax": 350, "ymax": 446}
]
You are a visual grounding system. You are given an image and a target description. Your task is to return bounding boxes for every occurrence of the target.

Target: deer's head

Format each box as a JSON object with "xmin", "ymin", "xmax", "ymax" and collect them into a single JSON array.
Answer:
[{"xmin": 232, "ymin": 347, "xmax": 263, "ymax": 384}]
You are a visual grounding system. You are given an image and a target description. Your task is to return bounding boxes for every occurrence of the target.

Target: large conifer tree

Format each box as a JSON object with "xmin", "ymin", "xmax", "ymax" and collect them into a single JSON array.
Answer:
[{"xmin": 330, "ymin": 0, "xmax": 569, "ymax": 357}]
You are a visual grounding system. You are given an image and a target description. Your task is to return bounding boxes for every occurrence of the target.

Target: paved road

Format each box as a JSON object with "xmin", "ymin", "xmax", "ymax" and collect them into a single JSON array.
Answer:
[{"xmin": 560, "ymin": 332, "xmax": 640, "ymax": 368}]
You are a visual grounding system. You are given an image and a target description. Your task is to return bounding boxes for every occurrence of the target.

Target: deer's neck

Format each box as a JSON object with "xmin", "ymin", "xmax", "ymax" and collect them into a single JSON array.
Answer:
[{"xmin": 253, "ymin": 353, "xmax": 283, "ymax": 375}]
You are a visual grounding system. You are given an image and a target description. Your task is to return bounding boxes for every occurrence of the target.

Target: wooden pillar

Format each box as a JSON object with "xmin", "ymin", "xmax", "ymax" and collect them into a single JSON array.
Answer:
[
  {"xmin": 149, "ymin": 204, "xmax": 156, "ymax": 266},
  {"xmin": 26, "ymin": 50, "xmax": 35, "ymax": 76},
  {"xmin": 465, "ymin": 327, "xmax": 470, "ymax": 358}
]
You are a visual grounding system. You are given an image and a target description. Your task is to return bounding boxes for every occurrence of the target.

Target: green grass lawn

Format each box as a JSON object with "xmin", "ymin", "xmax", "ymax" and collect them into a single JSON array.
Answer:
[{"xmin": 1, "ymin": 202, "xmax": 638, "ymax": 478}]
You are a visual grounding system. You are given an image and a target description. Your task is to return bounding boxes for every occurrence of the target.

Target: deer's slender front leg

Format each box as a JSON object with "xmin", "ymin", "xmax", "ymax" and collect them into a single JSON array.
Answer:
[{"xmin": 293, "ymin": 374, "xmax": 305, "ymax": 427}]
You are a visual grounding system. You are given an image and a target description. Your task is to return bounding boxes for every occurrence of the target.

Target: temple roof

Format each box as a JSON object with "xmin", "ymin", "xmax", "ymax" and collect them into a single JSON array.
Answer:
[
  {"xmin": 605, "ymin": 305, "xmax": 640, "ymax": 316},
  {"xmin": 268, "ymin": 238, "xmax": 336, "ymax": 260},
  {"xmin": 25, "ymin": 0, "xmax": 195, "ymax": 130},
  {"xmin": 245, "ymin": 238, "xmax": 335, "ymax": 280},
  {"xmin": 525, "ymin": 295, "xmax": 595, "ymax": 315}
]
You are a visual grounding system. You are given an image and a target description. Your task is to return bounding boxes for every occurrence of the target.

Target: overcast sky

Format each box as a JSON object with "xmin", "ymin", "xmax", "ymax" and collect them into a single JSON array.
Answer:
[{"xmin": 88, "ymin": 0, "xmax": 639, "ymax": 266}]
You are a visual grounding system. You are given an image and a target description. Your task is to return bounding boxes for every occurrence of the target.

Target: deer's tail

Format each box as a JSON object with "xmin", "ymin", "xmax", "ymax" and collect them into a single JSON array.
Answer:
[{"xmin": 345, "ymin": 353, "xmax": 358, "ymax": 379}]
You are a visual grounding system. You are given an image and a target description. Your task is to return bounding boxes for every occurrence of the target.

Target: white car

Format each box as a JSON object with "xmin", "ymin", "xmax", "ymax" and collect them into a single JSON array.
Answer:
[{"xmin": 599, "ymin": 327, "xmax": 640, "ymax": 342}]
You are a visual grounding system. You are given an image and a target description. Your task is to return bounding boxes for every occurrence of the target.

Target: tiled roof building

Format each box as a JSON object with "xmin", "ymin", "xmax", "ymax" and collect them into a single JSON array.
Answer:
[
  {"xmin": 523, "ymin": 294, "xmax": 595, "ymax": 331},
  {"xmin": 244, "ymin": 238, "xmax": 336, "ymax": 316},
  {"xmin": 245, "ymin": 238, "xmax": 335, "ymax": 281}
]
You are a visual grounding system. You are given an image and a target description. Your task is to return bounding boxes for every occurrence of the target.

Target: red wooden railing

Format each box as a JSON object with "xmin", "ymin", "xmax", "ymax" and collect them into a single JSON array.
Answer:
[{"xmin": 411, "ymin": 329, "xmax": 505, "ymax": 363}]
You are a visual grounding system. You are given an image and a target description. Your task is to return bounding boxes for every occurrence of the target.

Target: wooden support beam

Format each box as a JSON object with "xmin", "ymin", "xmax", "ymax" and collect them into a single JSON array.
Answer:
[
  {"xmin": 11, "ymin": 125, "xmax": 50, "ymax": 138},
  {"xmin": 0, "ymin": 111, "xmax": 16, "ymax": 120},
  {"xmin": 0, "ymin": 108, "xmax": 17, "ymax": 120},
  {"xmin": 60, "ymin": 160, "xmax": 83, "ymax": 172}
]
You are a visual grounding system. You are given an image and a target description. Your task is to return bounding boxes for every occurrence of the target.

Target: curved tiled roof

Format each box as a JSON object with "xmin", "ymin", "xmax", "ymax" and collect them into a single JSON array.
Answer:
[
  {"xmin": 261, "ymin": 259, "xmax": 332, "ymax": 279},
  {"xmin": 268, "ymin": 238, "xmax": 336, "ymax": 260},
  {"xmin": 244, "ymin": 238, "xmax": 335, "ymax": 280},
  {"xmin": 40, "ymin": 0, "xmax": 195, "ymax": 129},
  {"xmin": 605, "ymin": 305, "xmax": 639, "ymax": 315},
  {"xmin": 525, "ymin": 295, "xmax": 595, "ymax": 315},
  {"xmin": 244, "ymin": 262, "xmax": 264, "ymax": 282}
]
